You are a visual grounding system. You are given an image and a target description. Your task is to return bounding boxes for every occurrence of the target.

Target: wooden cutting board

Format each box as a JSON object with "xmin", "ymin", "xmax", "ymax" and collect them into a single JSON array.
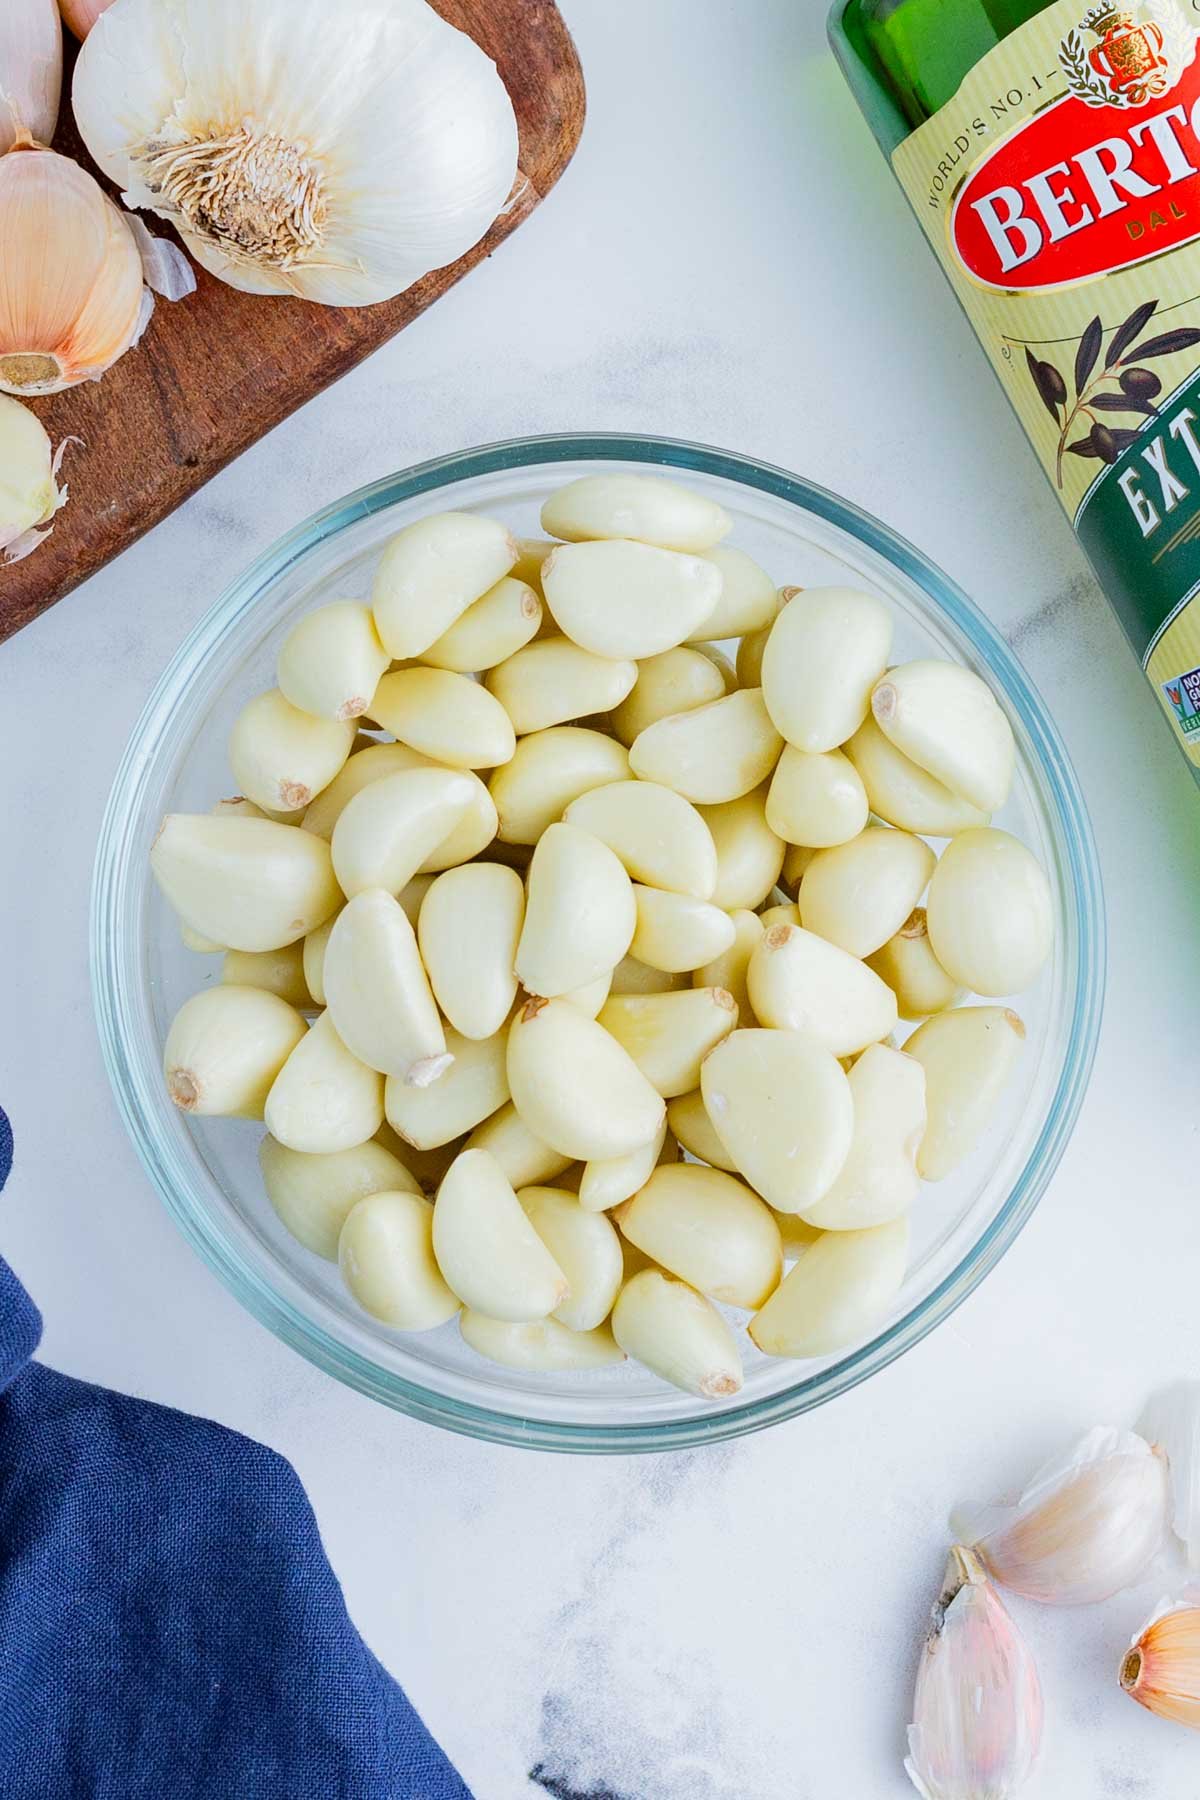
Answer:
[{"xmin": 1, "ymin": 1, "xmax": 584, "ymax": 644}]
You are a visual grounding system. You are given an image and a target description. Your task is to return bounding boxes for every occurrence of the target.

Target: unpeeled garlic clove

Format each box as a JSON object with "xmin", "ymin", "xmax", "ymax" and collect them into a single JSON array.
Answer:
[
  {"xmin": 276, "ymin": 600, "xmax": 390, "ymax": 722},
  {"xmin": 460, "ymin": 1310, "xmax": 625, "ymax": 1372},
  {"xmin": 369, "ymin": 667, "xmax": 515, "ymax": 770},
  {"xmin": 1140, "ymin": 1382, "xmax": 1200, "ymax": 1570},
  {"xmin": 507, "ymin": 996, "xmax": 665, "ymax": 1162},
  {"xmin": 578, "ymin": 1120, "xmax": 668, "ymax": 1213},
  {"xmin": 417, "ymin": 860, "xmax": 523, "ymax": 1040},
  {"xmin": 611, "ymin": 1268, "xmax": 743, "ymax": 1398},
  {"xmin": 490, "ymin": 725, "xmax": 630, "ymax": 844},
  {"xmin": 259, "ymin": 1132, "xmax": 420, "ymax": 1260},
  {"xmin": 221, "ymin": 943, "xmax": 311, "ymax": 1009},
  {"xmin": 486, "ymin": 636, "xmax": 636, "ymax": 734},
  {"xmin": 872, "ymin": 660, "xmax": 1015, "ymax": 813},
  {"xmin": 598, "ymin": 987, "xmax": 738, "ymax": 1099},
  {"xmin": 519, "ymin": 1184, "xmax": 624, "ymax": 1331},
  {"xmin": 610, "ymin": 645, "xmax": 727, "ymax": 746},
  {"xmin": 926, "ymin": 829, "xmax": 1053, "ymax": 997},
  {"xmin": 629, "ymin": 886, "xmax": 736, "ymax": 974},
  {"xmin": 563, "ymin": 779, "xmax": 718, "ymax": 899},
  {"xmin": 701, "ymin": 1028, "xmax": 853, "ymax": 1213},
  {"xmin": 151, "ymin": 813, "xmax": 342, "ymax": 952},
  {"xmin": 464, "ymin": 1100, "xmax": 574, "ymax": 1190},
  {"xmin": 338, "ymin": 1189, "xmax": 460, "ymax": 1329},
  {"xmin": 798, "ymin": 1044, "xmax": 925, "ymax": 1230},
  {"xmin": 1120, "ymin": 1601, "xmax": 1200, "ymax": 1731},
  {"xmin": 698, "ymin": 788, "xmax": 785, "ymax": 910},
  {"xmin": 330, "ymin": 767, "xmax": 476, "ymax": 897},
  {"xmin": 692, "ymin": 908, "xmax": 763, "ymax": 1022},
  {"xmin": 761, "ymin": 586, "xmax": 893, "ymax": 753},
  {"xmin": 370, "ymin": 512, "xmax": 517, "ymax": 659},
  {"xmin": 515, "ymin": 822, "xmax": 636, "ymax": 997},
  {"xmin": 665, "ymin": 1088, "xmax": 738, "ymax": 1172},
  {"xmin": 384, "ymin": 1025, "xmax": 507, "ymax": 1150},
  {"xmin": 765, "ymin": 745, "xmax": 869, "ymax": 848},
  {"xmin": 630, "ymin": 688, "xmax": 783, "ymax": 805},
  {"xmin": 953, "ymin": 1427, "xmax": 1169, "ymax": 1605},
  {"xmin": 540, "ymin": 472, "xmax": 732, "ymax": 553},
  {"xmin": 746, "ymin": 923, "xmax": 897, "ymax": 1057},
  {"xmin": 421, "ymin": 575, "xmax": 541, "ymax": 672},
  {"xmin": 542, "ymin": 539, "xmax": 722, "ymax": 660},
  {"xmin": 799, "ymin": 826, "xmax": 936, "ymax": 959},
  {"xmin": 866, "ymin": 908, "xmax": 962, "ymax": 1021},
  {"xmin": 0, "ymin": 0, "xmax": 62, "ymax": 152},
  {"xmin": 845, "ymin": 712, "xmax": 990, "ymax": 837},
  {"xmin": 431, "ymin": 1149, "xmax": 568, "ymax": 1322},
  {"xmin": 228, "ymin": 688, "xmax": 355, "ymax": 814},
  {"xmin": 619, "ymin": 1161, "xmax": 782, "ymax": 1310},
  {"xmin": 688, "ymin": 544, "xmax": 779, "ymax": 639},
  {"xmin": 264, "ymin": 1011, "xmax": 384, "ymax": 1154},
  {"xmin": 322, "ymin": 889, "xmax": 449, "ymax": 1084},
  {"xmin": 163, "ymin": 985, "xmax": 307, "ymax": 1118},
  {"xmin": 905, "ymin": 1006, "xmax": 1025, "ymax": 1180},
  {"xmin": 905, "ymin": 1546, "xmax": 1043, "ymax": 1800},
  {"xmin": 748, "ymin": 1216, "xmax": 909, "ymax": 1357}
]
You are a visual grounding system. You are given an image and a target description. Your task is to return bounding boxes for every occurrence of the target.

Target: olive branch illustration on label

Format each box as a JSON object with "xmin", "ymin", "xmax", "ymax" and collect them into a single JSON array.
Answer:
[{"xmin": 1022, "ymin": 298, "xmax": 1200, "ymax": 484}]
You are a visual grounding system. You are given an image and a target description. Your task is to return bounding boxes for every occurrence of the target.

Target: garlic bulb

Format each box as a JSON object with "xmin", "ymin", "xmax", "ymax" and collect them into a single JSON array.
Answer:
[
  {"xmin": 905, "ymin": 1547, "xmax": 1043, "ymax": 1800},
  {"xmin": 1121, "ymin": 1601, "xmax": 1200, "ymax": 1731},
  {"xmin": 59, "ymin": 0, "xmax": 113, "ymax": 41},
  {"xmin": 952, "ymin": 1426, "xmax": 1168, "ymax": 1605},
  {"xmin": 1, "ymin": 0, "xmax": 61, "ymax": 153},
  {"xmin": 73, "ymin": 0, "xmax": 520, "ymax": 306},
  {"xmin": 0, "ymin": 395, "xmax": 71, "ymax": 563},
  {"xmin": 1141, "ymin": 1382, "xmax": 1200, "ymax": 1570}
]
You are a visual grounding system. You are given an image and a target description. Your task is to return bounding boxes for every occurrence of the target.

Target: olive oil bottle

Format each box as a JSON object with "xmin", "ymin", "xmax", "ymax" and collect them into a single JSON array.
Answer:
[{"xmin": 831, "ymin": 0, "xmax": 1200, "ymax": 780}]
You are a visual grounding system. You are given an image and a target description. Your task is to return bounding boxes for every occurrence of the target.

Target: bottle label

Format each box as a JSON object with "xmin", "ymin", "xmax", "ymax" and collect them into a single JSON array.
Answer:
[{"xmin": 892, "ymin": 0, "xmax": 1200, "ymax": 765}]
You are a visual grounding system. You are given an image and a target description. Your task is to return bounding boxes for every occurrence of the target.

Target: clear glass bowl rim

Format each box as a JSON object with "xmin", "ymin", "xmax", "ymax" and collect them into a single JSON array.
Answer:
[{"xmin": 91, "ymin": 431, "xmax": 1105, "ymax": 1454}]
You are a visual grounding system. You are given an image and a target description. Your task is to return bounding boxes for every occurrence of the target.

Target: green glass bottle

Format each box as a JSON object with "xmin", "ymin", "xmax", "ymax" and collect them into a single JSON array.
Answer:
[{"xmin": 830, "ymin": 0, "xmax": 1200, "ymax": 781}]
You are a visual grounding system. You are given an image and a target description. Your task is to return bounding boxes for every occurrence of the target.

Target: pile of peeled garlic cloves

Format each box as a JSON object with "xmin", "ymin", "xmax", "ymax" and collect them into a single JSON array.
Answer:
[{"xmin": 905, "ymin": 1382, "xmax": 1200, "ymax": 1798}]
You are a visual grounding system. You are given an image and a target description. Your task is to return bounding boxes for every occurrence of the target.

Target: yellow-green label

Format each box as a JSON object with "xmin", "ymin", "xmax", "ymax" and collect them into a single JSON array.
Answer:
[{"xmin": 893, "ymin": 0, "xmax": 1200, "ymax": 767}]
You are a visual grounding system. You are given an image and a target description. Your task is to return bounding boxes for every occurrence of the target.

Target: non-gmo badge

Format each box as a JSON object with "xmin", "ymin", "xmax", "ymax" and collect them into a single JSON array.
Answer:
[{"xmin": 1162, "ymin": 664, "xmax": 1200, "ymax": 733}]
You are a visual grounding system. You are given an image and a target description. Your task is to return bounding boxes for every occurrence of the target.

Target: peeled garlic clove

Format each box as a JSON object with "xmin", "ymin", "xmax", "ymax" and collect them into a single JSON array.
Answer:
[
  {"xmin": 276, "ymin": 601, "xmax": 389, "ymax": 723},
  {"xmin": 735, "ymin": 587, "xmax": 796, "ymax": 688},
  {"xmin": 370, "ymin": 667, "xmax": 515, "ymax": 770},
  {"xmin": 770, "ymin": 1206, "xmax": 822, "ymax": 1261},
  {"xmin": 264, "ymin": 1011, "xmax": 384, "ymax": 1154},
  {"xmin": 507, "ymin": 996, "xmax": 665, "ymax": 1161},
  {"xmin": 765, "ymin": 745, "xmax": 868, "ymax": 848},
  {"xmin": 620, "ymin": 1162, "xmax": 782, "ymax": 1310},
  {"xmin": 749, "ymin": 1217, "xmax": 909, "ymax": 1357},
  {"xmin": 301, "ymin": 742, "xmax": 496, "ymax": 869},
  {"xmin": 578, "ymin": 1121, "xmax": 668, "ymax": 1214},
  {"xmin": 610, "ymin": 646, "xmax": 728, "ymax": 746},
  {"xmin": 698, "ymin": 787, "xmax": 785, "ymax": 909},
  {"xmin": 421, "ymin": 575, "xmax": 541, "ymax": 672},
  {"xmin": 688, "ymin": 544, "xmax": 778, "ymax": 639},
  {"xmin": 563, "ymin": 970, "xmax": 613, "ymax": 1019},
  {"xmin": 758, "ymin": 902, "xmax": 800, "ymax": 930},
  {"xmin": 599, "ymin": 987, "xmax": 738, "ymax": 1099},
  {"xmin": 781, "ymin": 841, "xmax": 815, "ymax": 897},
  {"xmin": 385, "ymin": 1025, "xmax": 506, "ymax": 1149},
  {"xmin": 163, "ymin": 985, "xmax": 306, "ymax": 1118},
  {"xmin": 461, "ymin": 1310, "xmax": 625, "ymax": 1372},
  {"xmin": 866, "ymin": 908, "xmax": 962, "ymax": 1021},
  {"xmin": 0, "ymin": 392, "xmax": 69, "ymax": 561},
  {"xmin": 799, "ymin": 826, "xmax": 936, "ymax": 959},
  {"xmin": 431, "ymin": 1149, "xmax": 568, "ymax": 1322},
  {"xmin": 665, "ymin": 1089, "xmax": 738, "ymax": 1172},
  {"xmin": 260, "ymin": 1133, "xmax": 420, "ymax": 1259},
  {"xmin": 331, "ymin": 768, "xmax": 476, "ymax": 898},
  {"xmin": 511, "ymin": 537, "xmax": 556, "ymax": 597},
  {"xmin": 872, "ymin": 660, "xmax": 1015, "ymax": 813},
  {"xmin": 747, "ymin": 923, "xmax": 897, "ymax": 1056},
  {"xmin": 322, "ymin": 889, "xmax": 449, "ymax": 1084},
  {"xmin": 630, "ymin": 887, "xmax": 736, "ymax": 974},
  {"xmin": 905, "ymin": 1546, "xmax": 1044, "ymax": 1800},
  {"xmin": 490, "ymin": 726, "xmax": 630, "ymax": 844},
  {"xmin": 338, "ymin": 1190, "xmax": 459, "ymax": 1329},
  {"xmin": 370, "ymin": 513, "xmax": 516, "ymax": 658},
  {"xmin": 465, "ymin": 1100, "xmax": 574, "ymax": 1190},
  {"xmin": 845, "ymin": 712, "xmax": 990, "ymax": 837},
  {"xmin": 375, "ymin": 1122, "xmax": 465, "ymax": 1196},
  {"xmin": 151, "ymin": 814, "xmax": 341, "ymax": 952},
  {"xmin": 1140, "ymin": 1383, "xmax": 1200, "ymax": 1570},
  {"xmin": 701, "ymin": 1028, "xmax": 853, "ymax": 1213},
  {"xmin": 302, "ymin": 914, "xmax": 337, "ymax": 1007},
  {"xmin": 515, "ymin": 822, "xmax": 636, "ymax": 997},
  {"xmin": 486, "ymin": 636, "xmax": 636, "ymax": 734},
  {"xmin": 692, "ymin": 641, "xmax": 738, "ymax": 692},
  {"xmin": 610, "ymin": 955, "xmax": 689, "ymax": 996},
  {"xmin": 563, "ymin": 780, "xmax": 718, "ymax": 899},
  {"xmin": 905, "ymin": 1006, "xmax": 1025, "ymax": 1180},
  {"xmin": 693, "ymin": 908, "xmax": 763, "ymax": 1022},
  {"xmin": 540, "ymin": 473, "xmax": 732, "ymax": 553},
  {"xmin": 181, "ymin": 922, "xmax": 225, "ymax": 954},
  {"xmin": 518, "ymin": 1185, "xmax": 623, "ymax": 1331},
  {"xmin": 1120, "ymin": 1602, "xmax": 1200, "ymax": 1730},
  {"xmin": 953, "ymin": 1426, "xmax": 1168, "ymax": 1606},
  {"xmin": 228, "ymin": 688, "xmax": 355, "ymax": 814},
  {"xmin": 416, "ymin": 861, "xmax": 522, "ymax": 1041},
  {"xmin": 221, "ymin": 943, "xmax": 311, "ymax": 1009},
  {"xmin": 542, "ymin": 539, "xmax": 722, "ymax": 660},
  {"xmin": 611, "ymin": 1269, "xmax": 742, "ymax": 1398},
  {"xmin": 799, "ymin": 1045, "xmax": 925, "ymax": 1230},
  {"xmin": 762, "ymin": 586, "xmax": 893, "ymax": 753},
  {"xmin": 631, "ymin": 689, "xmax": 783, "ymax": 805},
  {"xmin": 926, "ymin": 829, "xmax": 1053, "ymax": 997}
]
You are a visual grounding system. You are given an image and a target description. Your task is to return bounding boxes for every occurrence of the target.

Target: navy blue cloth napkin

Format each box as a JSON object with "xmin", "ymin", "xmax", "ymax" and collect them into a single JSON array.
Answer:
[{"xmin": 0, "ymin": 1107, "xmax": 471, "ymax": 1800}]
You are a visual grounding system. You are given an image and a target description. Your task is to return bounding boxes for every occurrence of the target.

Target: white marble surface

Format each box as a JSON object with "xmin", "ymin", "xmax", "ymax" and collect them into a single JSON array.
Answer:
[{"xmin": 3, "ymin": 2, "xmax": 1200, "ymax": 1795}]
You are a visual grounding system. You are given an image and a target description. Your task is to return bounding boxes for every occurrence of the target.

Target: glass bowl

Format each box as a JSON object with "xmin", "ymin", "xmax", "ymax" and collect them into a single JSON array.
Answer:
[{"xmin": 91, "ymin": 433, "xmax": 1104, "ymax": 1453}]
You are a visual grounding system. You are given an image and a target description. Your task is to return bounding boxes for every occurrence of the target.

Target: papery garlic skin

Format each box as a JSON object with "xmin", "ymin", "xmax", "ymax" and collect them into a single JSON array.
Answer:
[
  {"xmin": 1, "ymin": 0, "xmax": 61, "ymax": 154},
  {"xmin": 73, "ymin": 0, "xmax": 520, "ymax": 307},
  {"xmin": 953, "ymin": 1426, "xmax": 1168, "ymax": 1605},
  {"xmin": 905, "ymin": 1547, "xmax": 1043, "ymax": 1800},
  {"xmin": 0, "ymin": 394, "xmax": 69, "ymax": 563},
  {"xmin": 1140, "ymin": 1382, "xmax": 1200, "ymax": 1570},
  {"xmin": 1121, "ymin": 1601, "xmax": 1200, "ymax": 1731}
]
